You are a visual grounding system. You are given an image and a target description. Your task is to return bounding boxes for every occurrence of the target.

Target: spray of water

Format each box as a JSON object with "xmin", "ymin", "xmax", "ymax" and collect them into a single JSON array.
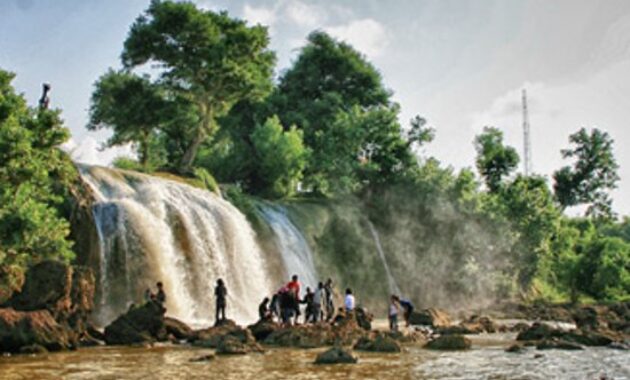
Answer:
[{"xmin": 367, "ymin": 221, "xmax": 401, "ymax": 296}]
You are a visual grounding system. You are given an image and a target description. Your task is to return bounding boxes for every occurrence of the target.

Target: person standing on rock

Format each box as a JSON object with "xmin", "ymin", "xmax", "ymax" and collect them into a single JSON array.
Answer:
[
  {"xmin": 324, "ymin": 278, "xmax": 335, "ymax": 321},
  {"xmin": 215, "ymin": 278, "xmax": 227, "ymax": 324},
  {"xmin": 344, "ymin": 288, "xmax": 355, "ymax": 313},
  {"xmin": 156, "ymin": 282, "xmax": 166, "ymax": 305},
  {"xmin": 398, "ymin": 297, "xmax": 414, "ymax": 327},
  {"xmin": 389, "ymin": 295, "xmax": 400, "ymax": 332},
  {"xmin": 313, "ymin": 282, "xmax": 324, "ymax": 323},
  {"xmin": 286, "ymin": 275, "xmax": 301, "ymax": 324},
  {"xmin": 302, "ymin": 287, "xmax": 315, "ymax": 323}
]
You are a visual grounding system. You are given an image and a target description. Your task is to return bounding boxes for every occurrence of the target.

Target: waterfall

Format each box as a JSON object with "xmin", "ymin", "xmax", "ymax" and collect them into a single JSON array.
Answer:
[
  {"xmin": 80, "ymin": 166, "xmax": 272, "ymax": 327},
  {"xmin": 367, "ymin": 221, "xmax": 401, "ymax": 296},
  {"xmin": 257, "ymin": 204, "xmax": 319, "ymax": 293}
]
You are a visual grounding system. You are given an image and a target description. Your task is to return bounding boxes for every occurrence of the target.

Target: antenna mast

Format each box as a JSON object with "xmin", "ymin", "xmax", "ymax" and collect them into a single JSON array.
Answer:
[{"xmin": 522, "ymin": 88, "xmax": 532, "ymax": 176}]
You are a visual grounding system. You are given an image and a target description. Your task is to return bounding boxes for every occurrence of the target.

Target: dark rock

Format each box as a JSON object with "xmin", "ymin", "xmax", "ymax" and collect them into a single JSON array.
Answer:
[
  {"xmin": 355, "ymin": 307, "xmax": 372, "ymax": 330},
  {"xmin": 314, "ymin": 346, "xmax": 358, "ymax": 364},
  {"xmin": 608, "ymin": 342, "xmax": 629, "ymax": 350},
  {"xmin": 0, "ymin": 308, "xmax": 76, "ymax": 353},
  {"xmin": 425, "ymin": 334, "xmax": 471, "ymax": 350},
  {"xmin": 79, "ymin": 333, "xmax": 104, "ymax": 347},
  {"xmin": 516, "ymin": 322, "xmax": 564, "ymax": 341},
  {"xmin": 103, "ymin": 302, "xmax": 166, "ymax": 345},
  {"xmin": 263, "ymin": 316, "xmax": 367, "ymax": 348},
  {"xmin": 216, "ymin": 335, "xmax": 249, "ymax": 355},
  {"xmin": 409, "ymin": 308, "xmax": 452, "ymax": 327},
  {"xmin": 509, "ymin": 322, "xmax": 531, "ymax": 333},
  {"xmin": 247, "ymin": 319, "xmax": 281, "ymax": 341},
  {"xmin": 194, "ymin": 321, "xmax": 258, "ymax": 351},
  {"xmin": 536, "ymin": 338, "xmax": 583, "ymax": 350},
  {"xmin": 505, "ymin": 343, "xmax": 525, "ymax": 353},
  {"xmin": 354, "ymin": 334, "xmax": 401, "ymax": 352},
  {"xmin": 19, "ymin": 344, "xmax": 48, "ymax": 355},
  {"xmin": 87, "ymin": 324, "xmax": 105, "ymax": 341},
  {"xmin": 458, "ymin": 315, "xmax": 501, "ymax": 334},
  {"xmin": 189, "ymin": 354, "xmax": 215, "ymax": 362},
  {"xmin": 164, "ymin": 317, "xmax": 195, "ymax": 341}
]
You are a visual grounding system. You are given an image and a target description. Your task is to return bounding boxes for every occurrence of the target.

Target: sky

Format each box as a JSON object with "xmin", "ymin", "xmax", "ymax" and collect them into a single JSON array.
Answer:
[{"xmin": 2, "ymin": 0, "xmax": 630, "ymax": 214}]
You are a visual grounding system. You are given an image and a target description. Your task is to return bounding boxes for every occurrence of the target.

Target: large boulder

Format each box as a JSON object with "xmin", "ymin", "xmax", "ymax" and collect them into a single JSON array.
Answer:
[
  {"xmin": 103, "ymin": 302, "xmax": 166, "ymax": 345},
  {"xmin": 536, "ymin": 338, "xmax": 583, "ymax": 350},
  {"xmin": 0, "ymin": 308, "xmax": 76, "ymax": 353},
  {"xmin": 264, "ymin": 315, "xmax": 368, "ymax": 348},
  {"xmin": 425, "ymin": 335, "xmax": 471, "ymax": 350},
  {"xmin": 216, "ymin": 335, "xmax": 264, "ymax": 355},
  {"xmin": 314, "ymin": 346, "xmax": 358, "ymax": 364},
  {"xmin": 164, "ymin": 317, "xmax": 195, "ymax": 341},
  {"xmin": 247, "ymin": 319, "xmax": 281, "ymax": 341},
  {"xmin": 516, "ymin": 322, "xmax": 565, "ymax": 341},
  {"xmin": 409, "ymin": 308, "xmax": 452, "ymax": 328},
  {"xmin": 353, "ymin": 334, "xmax": 401, "ymax": 352},
  {"xmin": 194, "ymin": 320, "xmax": 257, "ymax": 349}
]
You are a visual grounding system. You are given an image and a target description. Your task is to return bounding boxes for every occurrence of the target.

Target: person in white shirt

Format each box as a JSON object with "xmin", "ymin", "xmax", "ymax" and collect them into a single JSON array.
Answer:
[
  {"xmin": 389, "ymin": 295, "xmax": 400, "ymax": 331},
  {"xmin": 344, "ymin": 288, "xmax": 355, "ymax": 312}
]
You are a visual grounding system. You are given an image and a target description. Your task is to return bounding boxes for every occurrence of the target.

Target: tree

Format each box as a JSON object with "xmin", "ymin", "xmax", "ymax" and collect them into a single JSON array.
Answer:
[
  {"xmin": 474, "ymin": 127, "xmax": 519, "ymax": 192},
  {"xmin": 273, "ymin": 31, "xmax": 415, "ymax": 193},
  {"xmin": 0, "ymin": 69, "xmax": 76, "ymax": 294},
  {"xmin": 88, "ymin": 69, "xmax": 171, "ymax": 169},
  {"xmin": 553, "ymin": 127, "xmax": 619, "ymax": 219},
  {"xmin": 250, "ymin": 116, "xmax": 309, "ymax": 198},
  {"xmin": 122, "ymin": 0, "xmax": 276, "ymax": 173}
]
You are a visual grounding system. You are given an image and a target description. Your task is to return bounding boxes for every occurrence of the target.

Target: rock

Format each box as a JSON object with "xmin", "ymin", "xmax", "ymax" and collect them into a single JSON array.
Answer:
[
  {"xmin": 87, "ymin": 324, "xmax": 106, "ymax": 341},
  {"xmin": 216, "ymin": 335, "xmax": 249, "ymax": 355},
  {"xmin": 189, "ymin": 354, "xmax": 215, "ymax": 362},
  {"xmin": 314, "ymin": 346, "xmax": 358, "ymax": 365},
  {"xmin": 354, "ymin": 334, "xmax": 401, "ymax": 352},
  {"xmin": 19, "ymin": 344, "xmax": 48, "ymax": 355},
  {"xmin": 247, "ymin": 319, "xmax": 281, "ymax": 341},
  {"xmin": 536, "ymin": 338, "xmax": 583, "ymax": 350},
  {"xmin": 263, "ymin": 316, "xmax": 368, "ymax": 348},
  {"xmin": 0, "ymin": 308, "xmax": 76, "ymax": 353},
  {"xmin": 103, "ymin": 302, "xmax": 166, "ymax": 345},
  {"xmin": 509, "ymin": 322, "xmax": 531, "ymax": 333},
  {"xmin": 409, "ymin": 308, "xmax": 452, "ymax": 327},
  {"xmin": 79, "ymin": 332, "xmax": 104, "ymax": 347},
  {"xmin": 425, "ymin": 335, "xmax": 471, "ymax": 350},
  {"xmin": 194, "ymin": 321, "xmax": 260, "ymax": 353},
  {"xmin": 164, "ymin": 317, "xmax": 195, "ymax": 341},
  {"xmin": 608, "ymin": 342, "xmax": 629, "ymax": 350},
  {"xmin": 458, "ymin": 315, "xmax": 501, "ymax": 334},
  {"xmin": 505, "ymin": 343, "xmax": 525, "ymax": 353},
  {"xmin": 516, "ymin": 322, "xmax": 564, "ymax": 341},
  {"xmin": 355, "ymin": 307, "xmax": 372, "ymax": 330}
]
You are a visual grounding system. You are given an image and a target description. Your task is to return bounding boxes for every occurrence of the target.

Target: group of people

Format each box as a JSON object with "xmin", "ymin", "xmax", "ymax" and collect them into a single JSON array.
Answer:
[
  {"xmin": 258, "ymin": 275, "xmax": 357, "ymax": 327},
  {"xmin": 145, "ymin": 275, "xmax": 415, "ymax": 331}
]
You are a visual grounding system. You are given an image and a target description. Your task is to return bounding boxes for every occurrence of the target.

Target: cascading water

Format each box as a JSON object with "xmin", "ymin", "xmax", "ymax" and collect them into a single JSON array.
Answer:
[
  {"xmin": 367, "ymin": 221, "xmax": 401, "ymax": 296},
  {"xmin": 80, "ymin": 166, "xmax": 272, "ymax": 327},
  {"xmin": 257, "ymin": 204, "xmax": 319, "ymax": 291}
]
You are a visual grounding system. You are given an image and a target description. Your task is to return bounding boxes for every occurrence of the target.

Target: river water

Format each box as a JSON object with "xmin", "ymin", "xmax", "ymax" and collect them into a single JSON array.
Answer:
[{"xmin": 1, "ymin": 333, "xmax": 628, "ymax": 380}]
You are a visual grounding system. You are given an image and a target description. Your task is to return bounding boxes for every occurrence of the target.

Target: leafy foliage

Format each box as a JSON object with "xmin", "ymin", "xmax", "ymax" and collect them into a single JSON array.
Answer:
[{"xmin": 474, "ymin": 127, "xmax": 519, "ymax": 192}]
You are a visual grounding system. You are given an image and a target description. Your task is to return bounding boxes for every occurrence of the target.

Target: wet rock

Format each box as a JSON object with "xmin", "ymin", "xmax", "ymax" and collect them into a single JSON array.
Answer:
[
  {"xmin": 19, "ymin": 344, "xmax": 48, "ymax": 355},
  {"xmin": 78, "ymin": 332, "xmax": 104, "ymax": 347},
  {"xmin": 409, "ymin": 308, "xmax": 452, "ymax": 328},
  {"xmin": 264, "ymin": 316, "xmax": 367, "ymax": 348},
  {"xmin": 164, "ymin": 317, "xmax": 195, "ymax": 341},
  {"xmin": 355, "ymin": 307, "xmax": 372, "ymax": 330},
  {"xmin": 194, "ymin": 321, "xmax": 258, "ymax": 350},
  {"xmin": 516, "ymin": 322, "xmax": 564, "ymax": 341},
  {"xmin": 425, "ymin": 334, "xmax": 471, "ymax": 350},
  {"xmin": 0, "ymin": 308, "xmax": 76, "ymax": 353},
  {"xmin": 505, "ymin": 343, "xmax": 525, "ymax": 353},
  {"xmin": 459, "ymin": 315, "xmax": 503, "ymax": 334},
  {"xmin": 536, "ymin": 338, "xmax": 583, "ymax": 350},
  {"xmin": 87, "ymin": 324, "xmax": 105, "ymax": 341},
  {"xmin": 216, "ymin": 336, "xmax": 249, "ymax": 355},
  {"xmin": 247, "ymin": 319, "xmax": 281, "ymax": 341},
  {"xmin": 189, "ymin": 354, "xmax": 215, "ymax": 362},
  {"xmin": 103, "ymin": 302, "xmax": 166, "ymax": 345},
  {"xmin": 608, "ymin": 342, "xmax": 629, "ymax": 350},
  {"xmin": 385, "ymin": 330, "xmax": 427, "ymax": 344},
  {"xmin": 509, "ymin": 322, "xmax": 531, "ymax": 333},
  {"xmin": 314, "ymin": 346, "xmax": 358, "ymax": 364},
  {"xmin": 354, "ymin": 334, "xmax": 401, "ymax": 352}
]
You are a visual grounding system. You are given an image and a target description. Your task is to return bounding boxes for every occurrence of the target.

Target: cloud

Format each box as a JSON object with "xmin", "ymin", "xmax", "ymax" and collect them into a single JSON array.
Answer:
[
  {"xmin": 325, "ymin": 19, "xmax": 390, "ymax": 58},
  {"xmin": 285, "ymin": 1, "xmax": 326, "ymax": 28},
  {"xmin": 243, "ymin": 4, "xmax": 277, "ymax": 28},
  {"xmin": 62, "ymin": 136, "xmax": 134, "ymax": 166}
]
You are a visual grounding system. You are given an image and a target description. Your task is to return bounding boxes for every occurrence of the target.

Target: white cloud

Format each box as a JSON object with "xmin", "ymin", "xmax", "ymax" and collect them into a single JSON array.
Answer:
[
  {"xmin": 243, "ymin": 4, "xmax": 277, "ymax": 28},
  {"xmin": 62, "ymin": 136, "xmax": 134, "ymax": 167},
  {"xmin": 325, "ymin": 19, "xmax": 390, "ymax": 58},
  {"xmin": 285, "ymin": 1, "xmax": 326, "ymax": 28}
]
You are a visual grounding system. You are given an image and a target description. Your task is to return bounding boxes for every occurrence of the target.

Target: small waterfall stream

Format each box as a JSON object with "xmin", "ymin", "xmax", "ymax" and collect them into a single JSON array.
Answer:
[
  {"xmin": 81, "ymin": 166, "xmax": 272, "ymax": 327},
  {"xmin": 257, "ymin": 204, "xmax": 319, "ymax": 292},
  {"xmin": 367, "ymin": 221, "xmax": 401, "ymax": 295}
]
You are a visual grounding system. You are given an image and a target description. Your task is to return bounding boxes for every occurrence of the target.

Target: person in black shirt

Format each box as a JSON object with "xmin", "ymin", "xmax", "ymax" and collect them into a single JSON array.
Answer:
[
  {"xmin": 259, "ymin": 297, "xmax": 271, "ymax": 321},
  {"xmin": 215, "ymin": 278, "xmax": 227, "ymax": 324},
  {"xmin": 156, "ymin": 282, "xmax": 166, "ymax": 305}
]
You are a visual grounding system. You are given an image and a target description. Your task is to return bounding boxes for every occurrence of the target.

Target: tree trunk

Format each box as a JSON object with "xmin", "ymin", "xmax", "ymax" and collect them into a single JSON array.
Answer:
[
  {"xmin": 179, "ymin": 105, "xmax": 213, "ymax": 174},
  {"xmin": 139, "ymin": 130, "xmax": 150, "ymax": 170}
]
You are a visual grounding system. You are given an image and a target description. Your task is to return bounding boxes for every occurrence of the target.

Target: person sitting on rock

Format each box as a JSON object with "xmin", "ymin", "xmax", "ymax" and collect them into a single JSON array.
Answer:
[
  {"xmin": 215, "ymin": 278, "xmax": 227, "ymax": 324},
  {"xmin": 398, "ymin": 296, "xmax": 414, "ymax": 327},
  {"xmin": 156, "ymin": 282, "xmax": 166, "ymax": 305},
  {"xmin": 389, "ymin": 295, "xmax": 400, "ymax": 332},
  {"xmin": 259, "ymin": 297, "xmax": 271, "ymax": 321},
  {"xmin": 302, "ymin": 287, "xmax": 315, "ymax": 323},
  {"xmin": 344, "ymin": 288, "xmax": 355, "ymax": 313}
]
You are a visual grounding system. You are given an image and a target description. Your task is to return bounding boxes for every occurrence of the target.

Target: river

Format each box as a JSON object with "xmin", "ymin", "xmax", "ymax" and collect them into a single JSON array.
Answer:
[{"xmin": 1, "ymin": 332, "xmax": 628, "ymax": 380}]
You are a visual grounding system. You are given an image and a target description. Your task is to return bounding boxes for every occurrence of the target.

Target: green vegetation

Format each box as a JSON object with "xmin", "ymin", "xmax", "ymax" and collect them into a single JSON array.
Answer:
[{"xmin": 0, "ymin": 70, "xmax": 77, "ymax": 299}]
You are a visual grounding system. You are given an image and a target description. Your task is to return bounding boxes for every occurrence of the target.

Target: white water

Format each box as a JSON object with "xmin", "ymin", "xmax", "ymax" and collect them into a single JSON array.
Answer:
[
  {"xmin": 368, "ymin": 221, "xmax": 401, "ymax": 296},
  {"xmin": 80, "ymin": 166, "xmax": 272, "ymax": 327},
  {"xmin": 258, "ymin": 204, "xmax": 319, "ymax": 294}
]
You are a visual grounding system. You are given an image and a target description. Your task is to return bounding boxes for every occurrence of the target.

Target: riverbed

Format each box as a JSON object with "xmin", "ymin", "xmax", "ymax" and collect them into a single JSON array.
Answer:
[{"xmin": 1, "ymin": 333, "xmax": 628, "ymax": 380}]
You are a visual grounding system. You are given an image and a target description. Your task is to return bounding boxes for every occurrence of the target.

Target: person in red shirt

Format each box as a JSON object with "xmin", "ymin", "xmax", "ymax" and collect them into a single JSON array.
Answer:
[{"xmin": 286, "ymin": 274, "xmax": 301, "ymax": 324}]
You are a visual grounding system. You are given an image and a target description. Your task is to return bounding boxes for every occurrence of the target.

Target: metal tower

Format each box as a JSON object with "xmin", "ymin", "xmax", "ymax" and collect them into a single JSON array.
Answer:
[{"xmin": 522, "ymin": 89, "xmax": 532, "ymax": 176}]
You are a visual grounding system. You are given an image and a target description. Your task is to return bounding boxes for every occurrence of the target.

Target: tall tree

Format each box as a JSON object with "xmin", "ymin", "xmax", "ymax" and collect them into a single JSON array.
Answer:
[
  {"xmin": 553, "ymin": 127, "xmax": 619, "ymax": 219},
  {"xmin": 122, "ymin": 0, "xmax": 275, "ymax": 173},
  {"xmin": 88, "ymin": 70, "xmax": 171, "ymax": 169},
  {"xmin": 474, "ymin": 127, "xmax": 520, "ymax": 192}
]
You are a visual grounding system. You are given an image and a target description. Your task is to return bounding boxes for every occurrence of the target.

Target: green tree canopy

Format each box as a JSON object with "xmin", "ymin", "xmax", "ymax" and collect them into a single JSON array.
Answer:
[
  {"xmin": 474, "ymin": 126, "xmax": 520, "ymax": 192},
  {"xmin": 0, "ymin": 69, "xmax": 76, "ymax": 293},
  {"xmin": 553, "ymin": 127, "xmax": 619, "ymax": 219},
  {"xmin": 122, "ymin": 0, "xmax": 276, "ymax": 173}
]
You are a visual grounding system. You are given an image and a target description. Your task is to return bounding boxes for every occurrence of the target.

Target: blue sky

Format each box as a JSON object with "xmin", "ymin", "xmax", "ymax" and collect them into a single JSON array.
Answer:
[{"xmin": 2, "ymin": 0, "xmax": 630, "ymax": 214}]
